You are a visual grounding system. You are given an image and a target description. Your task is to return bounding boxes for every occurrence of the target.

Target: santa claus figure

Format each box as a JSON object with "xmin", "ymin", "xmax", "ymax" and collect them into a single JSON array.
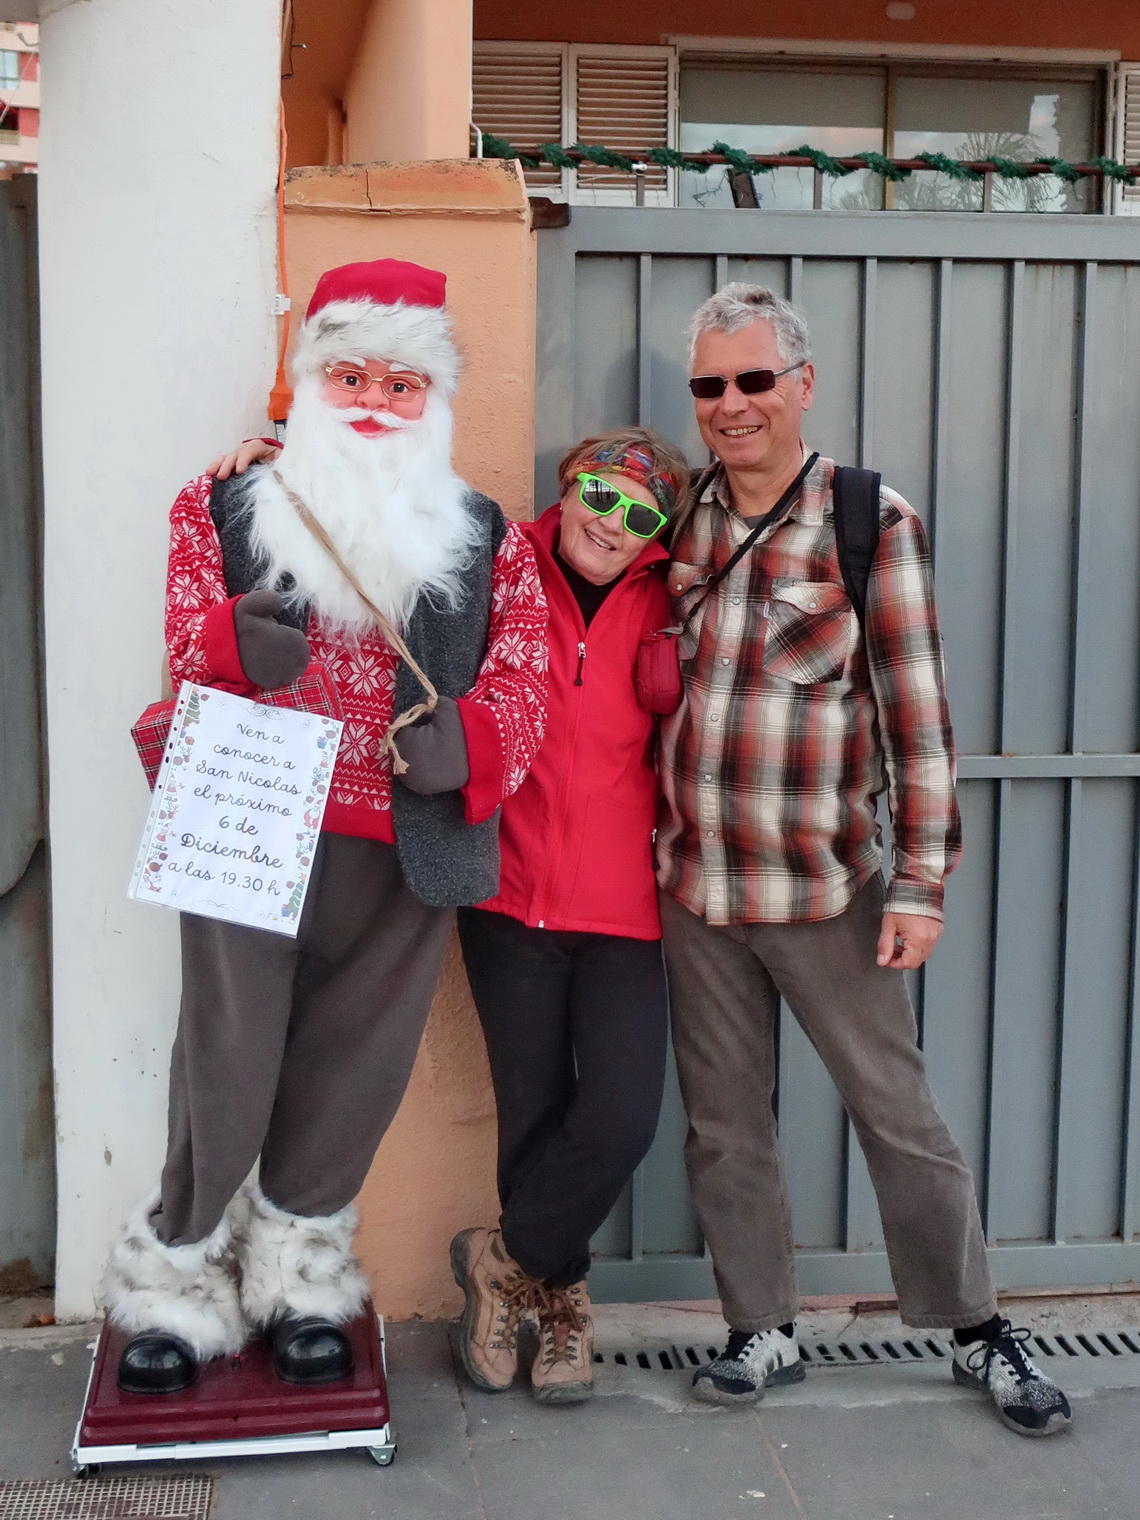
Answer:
[{"xmin": 101, "ymin": 259, "xmax": 548, "ymax": 1394}]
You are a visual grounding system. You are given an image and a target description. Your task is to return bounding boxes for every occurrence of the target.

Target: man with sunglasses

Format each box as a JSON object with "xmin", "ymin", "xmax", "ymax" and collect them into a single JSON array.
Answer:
[{"xmin": 656, "ymin": 284, "xmax": 1071, "ymax": 1437}]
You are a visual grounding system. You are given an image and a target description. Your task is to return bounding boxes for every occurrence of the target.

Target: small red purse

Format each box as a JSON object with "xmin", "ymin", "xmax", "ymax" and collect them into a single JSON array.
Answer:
[
  {"xmin": 131, "ymin": 665, "xmax": 344, "ymax": 789},
  {"xmin": 635, "ymin": 629, "xmax": 684, "ymax": 716}
]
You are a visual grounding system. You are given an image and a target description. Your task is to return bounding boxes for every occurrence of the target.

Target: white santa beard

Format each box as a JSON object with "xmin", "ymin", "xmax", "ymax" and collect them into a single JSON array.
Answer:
[{"xmin": 243, "ymin": 376, "xmax": 478, "ymax": 633}]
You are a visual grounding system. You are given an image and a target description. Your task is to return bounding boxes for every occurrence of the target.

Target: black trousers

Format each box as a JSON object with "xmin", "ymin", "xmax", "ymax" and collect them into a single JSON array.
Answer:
[{"xmin": 457, "ymin": 907, "xmax": 669, "ymax": 1287}]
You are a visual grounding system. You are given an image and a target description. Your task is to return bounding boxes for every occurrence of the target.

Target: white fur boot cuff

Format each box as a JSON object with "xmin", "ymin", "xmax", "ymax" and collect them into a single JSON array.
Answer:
[
  {"xmin": 97, "ymin": 1192, "xmax": 247, "ymax": 1360},
  {"xmin": 234, "ymin": 1183, "xmax": 369, "ymax": 1328}
]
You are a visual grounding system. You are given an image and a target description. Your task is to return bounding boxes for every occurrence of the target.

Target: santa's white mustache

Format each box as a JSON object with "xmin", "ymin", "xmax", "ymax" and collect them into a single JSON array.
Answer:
[{"xmin": 331, "ymin": 406, "xmax": 414, "ymax": 429}]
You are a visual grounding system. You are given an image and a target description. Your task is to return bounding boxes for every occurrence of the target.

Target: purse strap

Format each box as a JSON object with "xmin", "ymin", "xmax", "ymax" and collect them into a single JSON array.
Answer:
[{"xmin": 271, "ymin": 469, "xmax": 438, "ymax": 774}]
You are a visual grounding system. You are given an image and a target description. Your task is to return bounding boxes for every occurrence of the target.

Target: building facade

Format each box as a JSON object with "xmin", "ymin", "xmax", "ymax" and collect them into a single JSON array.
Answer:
[
  {"xmin": 0, "ymin": 20, "xmax": 38, "ymax": 176},
  {"xmin": 9, "ymin": 0, "xmax": 1140, "ymax": 1323}
]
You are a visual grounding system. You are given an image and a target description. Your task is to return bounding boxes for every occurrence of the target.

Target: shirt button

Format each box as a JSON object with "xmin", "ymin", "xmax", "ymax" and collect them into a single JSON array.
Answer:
[
  {"xmin": 704, "ymin": 774, "xmax": 712, "ymax": 781},
  {"xmin": 732, "ymin": 597, "xmax": 741, "ymax": 605},
  {"xmin": 720, "ymin": 657, "xmax": 730, "ymax": 666},
  {"xmin": 808, "ymin": 600, "xmax": 818, "ymax": 609},
  {"xmin": 710, "ymin": 714, "xmax": 719, "ymax": 723},
  {"xmin": 706, "ymin": 830, "xmax": 715, "ymax": 838}
]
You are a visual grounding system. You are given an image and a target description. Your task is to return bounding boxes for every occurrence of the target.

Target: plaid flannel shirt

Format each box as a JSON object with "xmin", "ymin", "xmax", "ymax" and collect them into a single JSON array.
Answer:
[{"xmin": 656, "ymin": 453, "xmax": 961, "ymax": 926}]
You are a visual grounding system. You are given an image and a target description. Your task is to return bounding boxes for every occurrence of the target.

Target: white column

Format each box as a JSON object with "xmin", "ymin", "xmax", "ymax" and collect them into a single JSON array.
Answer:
[{"xmin": 37, "ymin": 0, "xmax": 281, "ymax": 1318}]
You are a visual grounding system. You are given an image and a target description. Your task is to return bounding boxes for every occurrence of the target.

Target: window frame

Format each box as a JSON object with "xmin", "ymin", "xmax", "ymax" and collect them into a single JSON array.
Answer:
[{"xmin": 677, "ymin": 49, "xmax": 1110, "ymax": 212}]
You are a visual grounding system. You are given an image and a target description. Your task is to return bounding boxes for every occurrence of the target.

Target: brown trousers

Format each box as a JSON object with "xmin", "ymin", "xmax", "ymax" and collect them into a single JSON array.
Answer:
[
  {"xmin": 157, "ymin": 835, "xmax": 453, "ymax": 1246},
  {"xmin": 660, "ymin": 876, "xmax": 997, "ymax": 1332}
]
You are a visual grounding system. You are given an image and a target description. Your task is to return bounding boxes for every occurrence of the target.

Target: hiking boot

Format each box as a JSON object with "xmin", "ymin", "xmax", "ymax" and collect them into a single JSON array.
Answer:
[
  {"xmin": 450, "ymin": 1227, "xmax": 536, "ymax": 1393},
  {"xmin": 531, "ymin": 1280, "xmax": 594, "ymax": 1405},
  {"xmin": 952, "ymin": 1319, "xmax": 1072, "ymax": 1436},
  {"xmin": 692, "ymin": 1326, "xmax": 805, "ymax": 1406}
]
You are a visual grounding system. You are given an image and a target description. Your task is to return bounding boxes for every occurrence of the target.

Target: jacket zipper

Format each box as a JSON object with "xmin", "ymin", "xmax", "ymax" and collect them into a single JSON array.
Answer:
[{"xmin": 574, "ymin": 641, "xmax": 586, "ymax": 686}]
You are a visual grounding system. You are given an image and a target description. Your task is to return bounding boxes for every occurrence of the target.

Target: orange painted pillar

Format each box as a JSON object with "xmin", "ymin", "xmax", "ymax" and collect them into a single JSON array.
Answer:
[
  {"xmin": 284, "ymin": 157, "xmax": 536, "ymax": 1317},
  {"xmin": 344, "ymin": 0, "xmax": 473, "ymax": 163}
]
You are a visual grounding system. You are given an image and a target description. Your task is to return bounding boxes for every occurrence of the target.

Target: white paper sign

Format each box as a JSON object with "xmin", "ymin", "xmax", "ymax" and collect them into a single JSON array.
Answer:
[{"xmin": 129, "ymin": 682, "xmax": 343, "ymax": 936}]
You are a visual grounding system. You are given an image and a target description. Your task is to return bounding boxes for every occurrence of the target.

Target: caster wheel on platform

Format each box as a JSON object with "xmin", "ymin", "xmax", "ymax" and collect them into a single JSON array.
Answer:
[
  {"xmin": 367, "ymin": 1444, "xmax": 396, "ymax": 1467},
  {"xmin": 73, "ymin": 1464, "xmax": 101, "ymax": 1480}
]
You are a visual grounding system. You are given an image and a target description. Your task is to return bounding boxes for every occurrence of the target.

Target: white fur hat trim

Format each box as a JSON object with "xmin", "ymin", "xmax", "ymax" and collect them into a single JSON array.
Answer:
[{"xmin": 292, "ymin": 297, "xmax": 460, "ymax": 395}]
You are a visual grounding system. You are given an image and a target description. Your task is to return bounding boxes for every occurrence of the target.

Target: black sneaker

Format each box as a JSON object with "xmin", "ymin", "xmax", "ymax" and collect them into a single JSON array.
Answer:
[
  {"xmin": 952, "ymin": 1319, "xmax": 1072, "ymax": 1436},
  {"xmin": 692, "ymin": 1326, "xmax": 805, "ymax": 1407}
]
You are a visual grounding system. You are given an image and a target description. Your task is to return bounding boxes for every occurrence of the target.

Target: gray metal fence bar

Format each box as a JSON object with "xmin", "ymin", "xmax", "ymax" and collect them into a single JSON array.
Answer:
[
  {"xmin": 630, "ymin": 1163, "xmax": 645, "ymax": 1262},
  {"xmin": 928, "ymin": 258, "xmax": 953, "ymax": 571},
  {"xmin": 789, "ymin": 255, "xmax": 803, "ymax": 306},
  {"xmin": 859, "ymin": 258, "xmax": 876, "ymax": 470},
  {"xmin": 1051, "ymin": 261, "xmax": 1098, "ymax": 1244},
  {"xmin": 637, "ymin": 254, "xmax": 652, "ymax": 428},
  {"xmin": 983, "ymin": 261, "xmax": 1026, "ymax": 1241},
  {"xmin": 1122, "ymin": 830, "xmax": 1140, "ymax": 1239},
  {"xmin": 998, "ymin": 260, "xmax": 1024, "ymax": 757},
  {"xmin": 1053, "ymin": 778, "xmax": 1084, "ymax": 1241},
  {"xmin": 958, "ymin": 755, "xmax": 1140, "ymax": 779},
  {"xmin": 1067, "ymin": 264, "xmax": 1098, "ymax": 760}
]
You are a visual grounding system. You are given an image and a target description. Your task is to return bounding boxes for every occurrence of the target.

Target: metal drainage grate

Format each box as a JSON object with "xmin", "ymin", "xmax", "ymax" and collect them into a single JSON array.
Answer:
[
  {"xmin": 592, "ymin": 1329, "xmax": 1140, "ymax": 1371},
  {"xmin": 0, "ymin": 1476, "xmax": 215, "ymax": 1520}
]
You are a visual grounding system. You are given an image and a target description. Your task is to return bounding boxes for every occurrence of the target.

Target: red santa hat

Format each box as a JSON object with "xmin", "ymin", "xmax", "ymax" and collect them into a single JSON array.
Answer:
[{"xmin": 292, "ymin": 258, "xmax": 460, "ymax": 396}]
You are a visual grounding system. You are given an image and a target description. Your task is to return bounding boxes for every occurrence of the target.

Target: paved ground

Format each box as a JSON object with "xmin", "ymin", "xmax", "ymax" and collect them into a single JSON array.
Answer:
[{"xmin": 3, "ymin": 1296, "xmax": 1140, "ymax": 1519}]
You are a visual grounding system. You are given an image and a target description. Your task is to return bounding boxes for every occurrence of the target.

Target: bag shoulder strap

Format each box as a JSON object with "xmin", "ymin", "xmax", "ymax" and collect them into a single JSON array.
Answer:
[{"xmin": 832, "ymin": 465, "xmax": 882, "ymax": 631}]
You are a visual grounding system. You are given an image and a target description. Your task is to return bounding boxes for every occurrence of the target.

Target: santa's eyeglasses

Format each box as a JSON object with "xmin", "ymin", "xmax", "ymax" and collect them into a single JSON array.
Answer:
[{"xmin": 324, "ymin": 363, "xmax": 430, "ymax": 401}]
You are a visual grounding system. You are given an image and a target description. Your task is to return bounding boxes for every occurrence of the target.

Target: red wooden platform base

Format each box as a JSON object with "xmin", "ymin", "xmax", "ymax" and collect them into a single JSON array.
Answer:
[{"xmin": 77, "ymin": 1305, "xmax": 389, "ymax": 1450}]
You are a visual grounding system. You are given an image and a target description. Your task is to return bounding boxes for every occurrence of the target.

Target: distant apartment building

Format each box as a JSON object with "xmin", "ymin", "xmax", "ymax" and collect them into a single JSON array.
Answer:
[{"xmin": 0, "ymin": 20, "xmax": 38, "ymax": 175}]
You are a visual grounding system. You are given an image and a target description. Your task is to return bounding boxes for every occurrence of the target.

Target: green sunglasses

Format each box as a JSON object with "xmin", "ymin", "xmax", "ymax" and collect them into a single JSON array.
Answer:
[{"xmin": 576, "ymin": 473, "xmax": 669, "ymax": 539}]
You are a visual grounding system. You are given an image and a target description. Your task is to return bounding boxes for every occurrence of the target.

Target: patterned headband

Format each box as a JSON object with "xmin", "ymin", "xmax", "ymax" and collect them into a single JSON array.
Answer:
[{"xmin": 571, "ymin": 441, "xmax": 682, "ymax": 517}]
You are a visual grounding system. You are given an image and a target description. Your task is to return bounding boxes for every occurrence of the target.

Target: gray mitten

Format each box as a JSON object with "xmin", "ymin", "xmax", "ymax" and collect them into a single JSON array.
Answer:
[
  {"xmin": 234, "ymin": 589, "xmax": 310, "ymax": 689},
  {"xmin": 395, "ymin": 695, "xmax": 471, "ymax": 795}
]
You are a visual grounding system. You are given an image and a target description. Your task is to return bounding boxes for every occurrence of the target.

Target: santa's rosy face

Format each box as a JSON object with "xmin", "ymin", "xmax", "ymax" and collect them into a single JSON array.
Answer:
[{"xmin": 321, "ymin": 358, "xmax": 430, "ymax": 434}]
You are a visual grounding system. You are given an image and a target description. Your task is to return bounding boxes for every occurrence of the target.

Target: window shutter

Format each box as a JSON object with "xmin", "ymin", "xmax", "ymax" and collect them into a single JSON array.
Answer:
[
  {"xmin": 472, "ymin": 44, "xmax": 565, "ymax": 192},
  {"xmin": 570, "ymin": 47, "xmax": 676, "ymax": 203},
  {"xmin": 1121, "ymin": 65, "xmax": 1140, "ymax": 203}
]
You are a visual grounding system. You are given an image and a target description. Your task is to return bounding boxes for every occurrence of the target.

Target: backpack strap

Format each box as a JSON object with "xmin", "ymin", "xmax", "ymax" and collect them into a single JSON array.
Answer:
[{"xmin": 832, "ymin": 465, "xmax": 882, "ymax": 632}]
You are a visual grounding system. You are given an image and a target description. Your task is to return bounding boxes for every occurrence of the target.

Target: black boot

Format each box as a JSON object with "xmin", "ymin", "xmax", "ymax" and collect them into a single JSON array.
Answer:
[
  {"xmin": 270, "ymin": 1315, "xmax": 354, "ymax": 1385},
  {"xmin": 117, "ymin": 1332, "xmax": 198, "ymax": 1394}
]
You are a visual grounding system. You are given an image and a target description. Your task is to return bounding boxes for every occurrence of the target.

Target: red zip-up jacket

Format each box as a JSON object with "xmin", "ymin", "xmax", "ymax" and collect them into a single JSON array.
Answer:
[{"xmin": 476, "ymin": 504, "xmax": 676, "ymax": 940}]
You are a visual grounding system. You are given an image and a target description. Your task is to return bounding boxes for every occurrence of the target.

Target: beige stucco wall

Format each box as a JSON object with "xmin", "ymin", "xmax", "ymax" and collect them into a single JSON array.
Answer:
[
  {"xmin": 284, "ymin": 157, "xmax": 536, "ymax": 1317},
  {"xmin": 345, "ymin": 0, "xmax": 473, "ymax": 164}
]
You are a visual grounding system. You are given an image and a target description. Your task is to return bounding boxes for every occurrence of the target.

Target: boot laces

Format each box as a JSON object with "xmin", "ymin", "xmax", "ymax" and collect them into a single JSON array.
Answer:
[
  {"xmin": 966, "ymin": 1318, "xmax": 1034, "ymax": 1384},
  {"xmin": 489, "ymin": 1272, "xmax": 537, "ymax": 1352},
  {"xmin": 535, "ymin": 1284, "xmax": 586, "ymax": 1367}
]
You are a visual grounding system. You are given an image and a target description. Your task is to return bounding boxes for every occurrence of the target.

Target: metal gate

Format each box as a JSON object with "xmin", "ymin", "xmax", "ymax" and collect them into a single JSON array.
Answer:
[
  {"xmin": 0, "ymin": 176, "xmax": 54, "ymax": 1296},
  {"xmin": 535, "ymin": 207, "xmax": 1140, "ymax": 1302}
]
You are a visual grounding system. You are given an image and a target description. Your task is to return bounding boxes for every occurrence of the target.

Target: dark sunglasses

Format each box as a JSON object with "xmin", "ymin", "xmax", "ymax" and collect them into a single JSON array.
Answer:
[
  {"xmin": 576, "ymin": 473, "xmax": 669, "ymax": 539},
  {"xmin": 688, "ymin": 362, "xmax": 805, "ymax": 400}
]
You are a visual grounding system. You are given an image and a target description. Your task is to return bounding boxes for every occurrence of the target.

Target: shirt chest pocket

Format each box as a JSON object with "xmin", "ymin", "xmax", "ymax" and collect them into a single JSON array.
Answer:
[
  {"xmin": 668, "ymin": 562, "xmax": 711, "ymax": 661},
  {"xmin": 763, "ymin": 579, "xmax": 856, "ymax": 685}
]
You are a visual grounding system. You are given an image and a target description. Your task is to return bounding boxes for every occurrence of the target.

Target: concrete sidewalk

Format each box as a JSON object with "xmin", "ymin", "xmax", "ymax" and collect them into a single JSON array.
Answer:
[{"xmin": 2, "ymin": 1296, "xmax": 1139, "ymax": 1519}]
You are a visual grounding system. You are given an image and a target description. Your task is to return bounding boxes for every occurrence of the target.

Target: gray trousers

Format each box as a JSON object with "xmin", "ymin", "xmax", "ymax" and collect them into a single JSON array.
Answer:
[
  {"xmin": 660, "ymin": 876, "xmax": 997, "ymax": 1332},
  {"xmin": 157, "ymin": 835, "xmax": 453, "ymax": 1246}
]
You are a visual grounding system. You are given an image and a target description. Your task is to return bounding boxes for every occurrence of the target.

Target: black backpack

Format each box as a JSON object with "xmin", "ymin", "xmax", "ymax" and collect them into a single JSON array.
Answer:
[{"xmin": 831, "ymin": 465, "xmax": 881, "ymax": 631}]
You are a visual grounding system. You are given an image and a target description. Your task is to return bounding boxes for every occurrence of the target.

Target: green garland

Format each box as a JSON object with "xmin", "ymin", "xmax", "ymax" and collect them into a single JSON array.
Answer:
[
  {"xmin": 476, "ymin": 134, "xmax": 1137, "ymax": 186},
  {"xmin": 852, "ymin": 151, "xmax": 910, "ymax": 183}
]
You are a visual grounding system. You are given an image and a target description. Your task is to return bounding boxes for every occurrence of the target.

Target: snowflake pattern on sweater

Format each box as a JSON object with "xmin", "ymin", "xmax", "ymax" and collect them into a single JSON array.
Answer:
[{"xmin": 164, "ymin": 475, "xmax": 548, "ymax": 837}]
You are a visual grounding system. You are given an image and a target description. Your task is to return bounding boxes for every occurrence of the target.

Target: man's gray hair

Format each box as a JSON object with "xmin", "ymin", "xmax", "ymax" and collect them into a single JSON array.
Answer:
[{"xmin": 688, "ymin": 284, "xmax": 812, "ymax": 370}]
